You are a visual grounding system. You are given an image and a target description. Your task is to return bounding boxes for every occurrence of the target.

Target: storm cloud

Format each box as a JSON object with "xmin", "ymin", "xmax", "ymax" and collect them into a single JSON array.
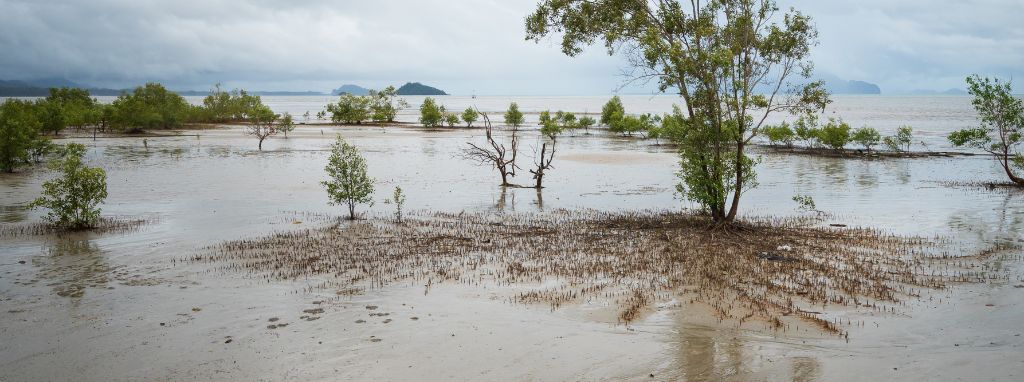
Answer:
[{"xmin": 0, "ymin": 0, "xmax": 1021, "ymax": 94}]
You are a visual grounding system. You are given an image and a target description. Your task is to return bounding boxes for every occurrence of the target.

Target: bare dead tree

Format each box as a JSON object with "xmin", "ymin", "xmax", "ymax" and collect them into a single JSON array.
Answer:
[
  {"xmin": 462, "ymin": 112, "xmax": 520, "ymax": 186},
  {"xmin": 529, "ymin": 138, "xmax": 556, "ymax": 189}
]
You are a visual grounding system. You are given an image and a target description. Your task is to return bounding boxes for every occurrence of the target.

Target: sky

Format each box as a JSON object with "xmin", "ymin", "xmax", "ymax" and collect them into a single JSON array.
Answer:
[{"xmin": 0, "ymin": 0, "xmax": 1021, "ymax": 95}]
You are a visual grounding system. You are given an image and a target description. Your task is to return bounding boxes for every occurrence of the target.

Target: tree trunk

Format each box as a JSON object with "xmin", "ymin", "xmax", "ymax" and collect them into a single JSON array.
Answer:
[
  {"xmin": 1002, "ymin": 157, "xmax": 1024, "ymax": 185},
  {"xmin": 725, "ymin": 143, "xmax": 746, "ymax": 222},
  {"xmin": 348, "ymin": 202, "xmax": 356, "ymax": 220},
  {"xmin": 258, "ymin": 137, "xmax": 264, "ymax": 151}
]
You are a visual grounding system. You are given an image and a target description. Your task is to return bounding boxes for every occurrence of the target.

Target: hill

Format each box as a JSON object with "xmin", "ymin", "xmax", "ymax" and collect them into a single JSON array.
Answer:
[
  {"xmin": 332, "ymin": 84, "xmax": 370, "ymax": 96},
  {"xmin": 396, "ymin": 82, "xmax": 447, "ymax": 96}
]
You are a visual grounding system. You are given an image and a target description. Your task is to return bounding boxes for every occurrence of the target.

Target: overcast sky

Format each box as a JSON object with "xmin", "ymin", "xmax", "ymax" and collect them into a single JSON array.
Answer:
[{"xmin": 1, "ymin": 0, "xmax": 1021, "ymax": 95}]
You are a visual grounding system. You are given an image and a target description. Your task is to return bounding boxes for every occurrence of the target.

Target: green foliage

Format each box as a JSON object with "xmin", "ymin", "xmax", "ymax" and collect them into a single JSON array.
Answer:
[
  {"xmin": 326, "ymin": 94, "xmax": 371, "ymax": 124},
  {"xmin": 245, "ymin": 104, "xmax": 279, "ymax": 150},
  {"xmin": 38, "ymin": 88, "xmax": 97, "ymax": 134},
  {"xmin": 419, "ymin": 97, "xmax": 444, "ymax": 127},
  {"xmin": 526, "ymin": 0, "xmax": 829, "ymax": 222},
  {"xmin": 792, "ymin": 194, "xmax": 816, "ymax": 212},
  {"xmin": 763, "ymin": 122, "xmax": 795, "ymax": 147},
  {"xmin": 538, "ymin": 110, "xmax": 581, "ymax": 138},
  {"xmin": 504, "ymin": 102, "xmax": 524, "ymax": 128},
  {"xmin": 200, "ymin": 84, "xmax": 264, "ymax": 122},
  {"xmin": 600, "ymin": 96, "xmax": 624, "ymax": 126},
  {"xmin": 538, "ymin": 110, "xmax": 552, "ymax": 126},
  {"xmin": 578, "ymin": 115, "xmax": 596, "ymax": 133},
  {"xmin": 851, "ymin": 126, "xmax": 881, "ymax": 151},
  {"xmin": 794, "ymin": 114, "xmax": 821, "ymax": 148},
  {"xmin": 29, "ymin": 143, "xmax": 108, "ymax": 229},
  {"xmin": 392, "ymin": 186, "xmax": 406, "ymax": 223},
  {"xmin": 949, "ymin": 75, "xmax": 1024, "ymax": 184},
  {"xmin": 278, "ymin": 112, "xmax": 295, "ymax": 138},
  {"xmin": 884, "ymin": 126, "xmax": 913, "ymax": 152},
  {"xmin": 110, "ymin": 83, "xmax": 190, "ymax": 132},
  {"xmin": 461, "ymin": 107, "xmax": 479, "ymax": 127},
  {"xmin": 322, "ymin": 135, "xmax": 374, "ymax": 220},
  {"xmin": 610, "ymin": 113, "xmax": 656, "ymax": 136},
  {"xmin": 444, "ymin": 113, "xmax": 460, "ymax": 127},
  {"xmin": 369, "ymin": 86, "xmax": 408, "ymax": 123},
  {"xmin": 555, "ymin": 111, "xmax": 577, "ymax": 129},
  {"xmin": 817, "ymin": 118, "xmax": 851, "ymax": 151},
  {"xmin": 0, "ymin": 99, "xmax": 43, "ymax": 172},
  {"xmin": 658, "ymin": 106, "xmax": 689, "ymax": 143}
]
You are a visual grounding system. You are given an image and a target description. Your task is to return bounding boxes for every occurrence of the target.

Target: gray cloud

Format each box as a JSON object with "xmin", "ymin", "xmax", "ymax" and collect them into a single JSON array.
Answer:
[{"xmin": 0, "ymin": 0, "xmax": 1021, "ymax": 94}]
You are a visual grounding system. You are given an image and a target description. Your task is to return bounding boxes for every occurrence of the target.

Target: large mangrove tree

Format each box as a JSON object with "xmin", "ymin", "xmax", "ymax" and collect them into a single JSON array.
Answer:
[{"xmin": 526, "ymin": 0, "xmax": 829, "ymax": 223}]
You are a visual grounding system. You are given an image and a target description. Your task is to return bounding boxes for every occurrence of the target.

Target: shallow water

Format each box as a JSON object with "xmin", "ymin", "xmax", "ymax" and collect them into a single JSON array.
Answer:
[
  {"xmin": 38, "ymin": 94, "xmax": 978, "ymax": 152},
  {"xmin": 1, "ymin": 124, "xmax": 1021, "ymax": 381}
]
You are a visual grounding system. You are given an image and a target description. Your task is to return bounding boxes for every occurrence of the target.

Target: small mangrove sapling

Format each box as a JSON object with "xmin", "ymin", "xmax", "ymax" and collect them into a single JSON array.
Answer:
[
  {"xmin": 392, "ymin": 186, "xmax": 406, "ymax": 222},
  {"xmin": 322, "ymin": 135, "xmax": 374, "ymax": 220},
  {"xmin": 29, "ymin": 143, "xmax": 108, "ymax": 229}
]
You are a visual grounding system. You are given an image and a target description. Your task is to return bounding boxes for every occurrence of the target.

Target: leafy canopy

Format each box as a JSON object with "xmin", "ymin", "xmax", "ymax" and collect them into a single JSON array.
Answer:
[
  {"xmin": 322, "ymin": 135, "xmax": 375, "ymax": 219},
  {"xmin": 527, "ymin": 0, "xmax": 829, "ymax": 222},
  {"xmin": 30, "ymin": 143, "xmax": 108, "ymax": 229},
  {"xmin": 949, "ymin": 75, "xmax": 1024, "ymax": 184}
]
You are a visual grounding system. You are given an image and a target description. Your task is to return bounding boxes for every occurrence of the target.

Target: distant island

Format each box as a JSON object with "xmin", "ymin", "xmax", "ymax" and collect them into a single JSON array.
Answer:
[
  {"xmin": 0, "ymin": 79, "xmax": 127, "ymax": 97},
  {"xmin": 396, "ymin": 82, "xmax": 447, "ymax": 96},
  {"xmin": 332, "ymin": 84, "xmax": 371, "ymax": 96},
  {"xmin": 822, "ymin": 79, "xmax": 881, "ymax": 95}
]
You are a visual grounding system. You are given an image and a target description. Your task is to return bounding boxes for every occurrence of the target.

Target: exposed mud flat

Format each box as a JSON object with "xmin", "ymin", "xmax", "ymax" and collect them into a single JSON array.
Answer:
[
  {"xmin": 1, "ymin": 125, "xmax": 1022, "ymax": 381},
  {"xmin": 196, "ymin": 210, "xmax": 1010, "ymax": 337}
]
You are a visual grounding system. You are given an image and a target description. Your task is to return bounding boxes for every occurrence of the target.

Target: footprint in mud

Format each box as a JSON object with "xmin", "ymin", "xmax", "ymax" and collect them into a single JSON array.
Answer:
[
  {"xmin": 355, "ymin": 319, "xmax": 366, "ymax": 324},
  {"xmin": 382, "ymin": 319, "xmax": 392, "ymax": 324},
  {"xmin": 369, "ymin": 336, "xmax": 382, "ymax": 343}
]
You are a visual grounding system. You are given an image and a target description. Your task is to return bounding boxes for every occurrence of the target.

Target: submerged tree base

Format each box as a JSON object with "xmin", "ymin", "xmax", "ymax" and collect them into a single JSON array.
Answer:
[{"xmin": 194, "ymin": 210, "xmax": 1009, "ymax": 337}]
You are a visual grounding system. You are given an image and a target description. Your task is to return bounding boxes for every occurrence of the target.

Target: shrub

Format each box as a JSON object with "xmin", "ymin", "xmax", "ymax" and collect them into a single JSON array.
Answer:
[
  {"xmin": 278, "ymin": 112, "xmax": 295, "ymax": 138},
  {"xmin": 793, "ymin": 114, "xmax": 820, "ymax": 148},
  {"xmin": 444, "ymin": 113, "xmax": 460, "ymax": 127},
  {"xmin": 326, "ymin": 94, "xmax": 371, "ymax": 124},
  {"xmin": 851, "ymin": 126, "xmax": 881, "ymax": 151},
  {"xmin": 763, "ymin": 122, "xmax": 795, "ymax": 147},
  {"xmin": 322, "ymin": 135, "xmax": 374, "ymax": 220},
  {"xmin": 600, "ymin": 95, "xmax": 625, "ymax": 126},
  {"xmin": 110, "ymin": 83, "xmax": 190, "ymax": 132},
  {"xmin": 610, "ymin": 113, "xmax": 656, "ymax": 136},
  {"xmin": 29, "ymin": 143, "xmax": 108, "ymax": 228},
  {"xmin": 0, "ymin": 99, "xmax": 42, "ymax": 172},
  {"xmin": 884, "ymin": 125, "xmax": 913, "ymax": 152},
  {"xmin": 817, "ymin": 118, "xmax": 851, "ymax": 151},
  {"xmin": 419, "ymin": 97, "xmax": 444, "ymax": 127},
  {"xmin": 578, "ymin": 116, "xmax": 596, "ymax": 133},
  {"xmin": 461, "ymin": 107, "xmax": 478, "ymax": 127},
  {"xmin": 503, "ymin": 102, "xmax": 524, "ymax": 128}
]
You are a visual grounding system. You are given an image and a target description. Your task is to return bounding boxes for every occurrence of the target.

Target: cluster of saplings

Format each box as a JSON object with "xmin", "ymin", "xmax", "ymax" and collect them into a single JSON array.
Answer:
[
  {"xmin": 320, "ymin": 86, "xmax": 410, "ymax": 125},
  {"xmin": 417, "ymin": 97, "xmax": 481, "ymax": 128},
  {"xmin": 761, "ymin": 116, "xmax": 914, "ymax": 153}
]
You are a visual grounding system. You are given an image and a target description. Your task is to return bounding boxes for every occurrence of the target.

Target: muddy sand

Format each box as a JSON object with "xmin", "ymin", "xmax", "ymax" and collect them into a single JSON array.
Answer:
[{"xmin": 1, "ymin": 125, "xmax": 1022, "ymax": 381}]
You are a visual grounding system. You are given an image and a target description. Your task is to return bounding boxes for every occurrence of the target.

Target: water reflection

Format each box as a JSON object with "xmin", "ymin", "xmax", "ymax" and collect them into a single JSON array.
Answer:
[
  {"xmin": 0, "ymin": 204, "xmax": 28, "ymax": 223},
  {"xmin": 33, "ymin": 239, "xmax": 112, "ymax": 299},
  {"xmin": 947, "ymin": 190, "xmax": 1024, "ymax": 246},
  {"xmin": 670, "ymin": 325, "xmax": 822, "ymax": 381}
]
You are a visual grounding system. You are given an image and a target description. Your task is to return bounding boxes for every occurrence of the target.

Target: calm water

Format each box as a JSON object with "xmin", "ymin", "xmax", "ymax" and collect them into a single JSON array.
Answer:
[
  {"xmin": 1, "ymin": 107, "xmax": 1021, "ymax": 380},
  {"xmin": 72, "ymin": 94, "xmax": 982, "ymax": 151}
]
